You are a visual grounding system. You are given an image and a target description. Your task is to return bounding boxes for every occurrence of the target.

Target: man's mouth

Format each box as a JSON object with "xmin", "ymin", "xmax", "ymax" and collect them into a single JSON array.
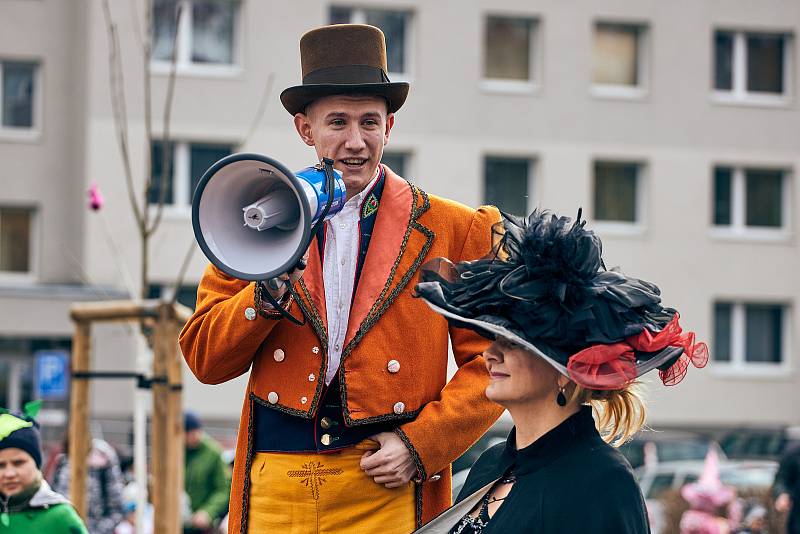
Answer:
[
  {"xmin": 489, "ymin": 372, "xmax": 510, "ymax": 379},
  {"xmin": 340, "ymin": 158, "xmax": 368, "ymax": 169}
]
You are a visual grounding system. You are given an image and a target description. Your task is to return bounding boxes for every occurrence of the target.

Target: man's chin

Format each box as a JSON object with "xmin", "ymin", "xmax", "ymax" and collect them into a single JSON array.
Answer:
[{"xmin": 341, "ymin": 166, "xmax": 377, "ymax": 193}]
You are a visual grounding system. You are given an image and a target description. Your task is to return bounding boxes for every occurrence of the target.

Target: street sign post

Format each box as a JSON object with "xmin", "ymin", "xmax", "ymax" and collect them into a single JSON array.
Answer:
[{"xmin": 34, "ymin": 350, "xmax": 69, "ymax": 400}]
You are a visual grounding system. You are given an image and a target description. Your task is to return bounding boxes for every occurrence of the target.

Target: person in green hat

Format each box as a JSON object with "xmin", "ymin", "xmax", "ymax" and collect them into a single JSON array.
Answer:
[{"xmin": 0, "ymin": 401, "xmax": 88, "ymax": 533}]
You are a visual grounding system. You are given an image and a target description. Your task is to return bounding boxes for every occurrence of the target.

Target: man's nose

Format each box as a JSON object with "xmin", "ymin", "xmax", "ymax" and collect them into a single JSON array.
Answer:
[{"xmin": 343, "ymin": 124, "xmax": 366, "ymax": 151}]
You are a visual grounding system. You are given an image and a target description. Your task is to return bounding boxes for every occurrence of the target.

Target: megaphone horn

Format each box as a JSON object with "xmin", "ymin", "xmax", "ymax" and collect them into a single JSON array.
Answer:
[{"xmin": 192, "ymin": 153, "xmax": 347, "ymax": 283}]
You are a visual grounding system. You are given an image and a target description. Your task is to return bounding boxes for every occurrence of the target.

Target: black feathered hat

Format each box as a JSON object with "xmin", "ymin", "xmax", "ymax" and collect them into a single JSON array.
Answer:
[{"xmin": 415, "ymin": 210, "xmax": 707, "ymax": 390}]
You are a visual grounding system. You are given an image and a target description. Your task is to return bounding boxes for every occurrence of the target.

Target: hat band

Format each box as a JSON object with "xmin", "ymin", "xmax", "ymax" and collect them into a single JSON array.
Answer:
[{"xmin": 302, "ymin": 64, "xmax": 390, "ymax": 85}]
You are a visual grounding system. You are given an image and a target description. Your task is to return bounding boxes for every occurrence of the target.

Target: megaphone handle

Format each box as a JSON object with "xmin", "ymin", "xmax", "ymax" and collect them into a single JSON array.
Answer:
[{"xmin": 255, "ymin": 281, "xmax": 306, "ymax": 326}]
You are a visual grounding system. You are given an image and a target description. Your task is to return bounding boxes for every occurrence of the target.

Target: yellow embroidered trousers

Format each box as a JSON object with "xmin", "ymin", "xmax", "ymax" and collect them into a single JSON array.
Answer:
[{"xmin": 247, "ymin": 440, "xmax": 416, "ymax": 533}]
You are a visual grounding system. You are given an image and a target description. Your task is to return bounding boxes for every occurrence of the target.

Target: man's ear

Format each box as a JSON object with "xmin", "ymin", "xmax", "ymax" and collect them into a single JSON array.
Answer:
[
  {"xmin": 383, "ymin": 113, "xmax": 395, "ymax": 146},
  {"xmin": 294, "ymin": 113, "xmax": 314, "ymax": 146}
]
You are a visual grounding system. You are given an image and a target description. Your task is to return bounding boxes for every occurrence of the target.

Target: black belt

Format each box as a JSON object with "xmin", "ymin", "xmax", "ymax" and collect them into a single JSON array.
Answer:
[{"xmin": 253, "ymin": 376, "xmax": 396, "ymax": 453}]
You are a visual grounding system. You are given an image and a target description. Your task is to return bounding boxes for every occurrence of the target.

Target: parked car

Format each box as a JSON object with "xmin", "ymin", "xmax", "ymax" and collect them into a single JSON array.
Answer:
[
  {"xmin": 635, "ymin": 459, "xmax": 778, "ymax": 534},
  {"xmin": 618, "ymin": 430, "xmax": 723, "ymax": 469},
  {"xmin": 719, "ymin": 425, "xmax": 800, "ymax": 461}
]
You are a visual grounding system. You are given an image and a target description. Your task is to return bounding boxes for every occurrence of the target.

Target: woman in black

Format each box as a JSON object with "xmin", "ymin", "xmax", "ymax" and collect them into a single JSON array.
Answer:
[{"xmin": 414, "ymin": 210, "xmax": 708, "ymax": 534}]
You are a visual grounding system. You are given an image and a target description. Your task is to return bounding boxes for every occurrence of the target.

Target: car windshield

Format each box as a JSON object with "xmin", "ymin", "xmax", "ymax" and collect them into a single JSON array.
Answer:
[
  {"xmin": 720, "ymin": 466, "xmax": 777, "ymax": 488},
  {"xmin": 657, "ymin": 441, "xmax": 709, "ymax": 462}
]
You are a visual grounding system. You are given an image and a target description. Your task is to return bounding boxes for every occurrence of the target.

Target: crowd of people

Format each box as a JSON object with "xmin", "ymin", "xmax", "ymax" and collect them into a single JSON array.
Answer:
[{"xmin": 1, "ymin": 405, "xmax": 232, "ymax": 534}]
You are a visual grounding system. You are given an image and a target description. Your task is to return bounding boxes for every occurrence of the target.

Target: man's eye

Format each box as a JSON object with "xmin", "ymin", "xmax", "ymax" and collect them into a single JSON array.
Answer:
[{"xmin": 331, "ymin": 119, "xmax": 345, "ymax": 126}]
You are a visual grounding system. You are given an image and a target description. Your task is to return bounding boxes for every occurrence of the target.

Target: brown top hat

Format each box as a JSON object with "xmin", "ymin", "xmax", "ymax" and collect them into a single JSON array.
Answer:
[{"xmin": 280, "ymin": 24, "xmax": 409, "ymax": 115}]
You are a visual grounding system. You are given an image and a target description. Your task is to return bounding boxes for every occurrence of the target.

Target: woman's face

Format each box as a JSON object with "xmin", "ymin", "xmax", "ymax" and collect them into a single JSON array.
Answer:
[
  {"xmin": 0, "ymin": 447, "xmax": 38, "ymax": 497},
  {"xmin": 483, "ymin": 337, "xmax": 561, "ymax": 406}
]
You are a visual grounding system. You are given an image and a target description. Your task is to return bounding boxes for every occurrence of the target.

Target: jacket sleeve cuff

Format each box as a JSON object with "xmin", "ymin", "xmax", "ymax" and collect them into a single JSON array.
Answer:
[{"xmin": 394, "ymin": 426, "xmax": 428, "ymax": 482}]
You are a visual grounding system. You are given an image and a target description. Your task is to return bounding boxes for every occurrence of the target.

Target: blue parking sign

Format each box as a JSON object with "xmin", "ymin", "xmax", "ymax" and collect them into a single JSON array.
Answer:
[{"xmin": 34, "ymin": 350, "xmax": 69, "ymax": 400}]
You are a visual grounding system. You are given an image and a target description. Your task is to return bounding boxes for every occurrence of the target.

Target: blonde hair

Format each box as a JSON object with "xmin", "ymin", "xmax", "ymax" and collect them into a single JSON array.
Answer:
[{"xmin": 569, "ymin": 382, "xmax": 647, "ymax": 447}]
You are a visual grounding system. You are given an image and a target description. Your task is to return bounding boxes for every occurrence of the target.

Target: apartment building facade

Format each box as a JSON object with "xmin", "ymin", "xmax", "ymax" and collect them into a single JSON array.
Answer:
[{"xmin": 1, "ymin": 0, "xmax": 798, "ymax": 447}]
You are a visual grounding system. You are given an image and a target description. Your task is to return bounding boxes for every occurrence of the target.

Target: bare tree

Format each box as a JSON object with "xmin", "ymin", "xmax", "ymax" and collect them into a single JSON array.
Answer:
[{"xmin": 101, "ymin": 0, "xmax": 180, "ymax": 301}]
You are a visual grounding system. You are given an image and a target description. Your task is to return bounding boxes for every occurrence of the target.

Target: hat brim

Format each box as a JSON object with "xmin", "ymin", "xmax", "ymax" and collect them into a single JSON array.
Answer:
[
  {"xmin": 419, "ymin": 285, "xmax": 570, "ymax": 377},
  {"xmin": 280, "ymin": 82, "xmax": 409, "ymax": 115},
  {"xmin": 419, "ymin": 282, "xmax": 685, "ymax": 390}
]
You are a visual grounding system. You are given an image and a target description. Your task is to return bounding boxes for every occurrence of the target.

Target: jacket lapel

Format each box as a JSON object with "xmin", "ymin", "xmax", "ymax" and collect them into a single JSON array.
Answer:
[
  {"xmin": 296, "ymin": 234, "xmax": 328, "ymax": 347},
  {"xmin": 343, "ymin": 167, "xmax": 434, "ymax": 351}
]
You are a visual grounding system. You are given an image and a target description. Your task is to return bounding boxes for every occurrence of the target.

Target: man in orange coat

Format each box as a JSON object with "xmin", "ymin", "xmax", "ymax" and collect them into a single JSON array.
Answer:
[{"xmin": 180, "ymin": 24, "xmax": 503, "ymax": 533}]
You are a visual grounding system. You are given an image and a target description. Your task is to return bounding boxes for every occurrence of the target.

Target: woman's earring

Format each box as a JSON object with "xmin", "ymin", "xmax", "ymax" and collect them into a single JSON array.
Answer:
[{"xmin": 556, "ymin": 385, "xmax": 567, "ymax": 407}]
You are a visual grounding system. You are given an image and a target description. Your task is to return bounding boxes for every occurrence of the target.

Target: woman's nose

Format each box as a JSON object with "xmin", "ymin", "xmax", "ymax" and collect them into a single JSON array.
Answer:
[{"xmin": 483, "ymin": 340, "xmax": 503, "ymax": 362}]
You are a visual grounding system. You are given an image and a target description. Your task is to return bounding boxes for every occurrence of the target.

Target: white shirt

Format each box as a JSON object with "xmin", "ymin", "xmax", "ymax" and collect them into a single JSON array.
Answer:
[{"xmin": 322, "ymin": 170, "xmax": 380, "ymax": 384}]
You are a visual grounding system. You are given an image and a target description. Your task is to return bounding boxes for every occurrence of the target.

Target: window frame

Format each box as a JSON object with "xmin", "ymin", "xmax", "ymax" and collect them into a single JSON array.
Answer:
[
  {"xmin": 150, "ymin": 0, "xmax": 243, "ymax": 78},
  {"xmin": 711, "ymin": 300, "xmax": 792, "ymax": 377},
  {"xmin": 481, "ymin": 154, "xmax": 537, "ymax": 216},
  {"xmin": 479, "ymin": 13, "xmax": 541, "ymax": 95},
  {"xmin": 590, "ymin": 20, "xmax": 650, "ymax": 100},
  {"xmin": 150, "ymin": 139, "xmax": 236, "ymax": 217},
  {"xmin": 709, "ymin": 164, "xmax": 792, "ymax": 242},
  {"xmin": 380, "ymin": 149, "xmax": 413, "ymax": 178},
  {"xmin": 0, "ymin": 204, "xmax": 38, "ymax": 283},
  {"xmin": 590, "ymin": 158, "xmax": 647, "ymax": 235},
  {"xmin": 329, "ymin": 6, "xmax": 414, "ymax": 81},
  {"xmin": 0, "ymin": 58, "xmax": 42, "ymax": 141},
  {"xmin": 711, "ymin": 28, "xmax": 793, "ymax": 107}
]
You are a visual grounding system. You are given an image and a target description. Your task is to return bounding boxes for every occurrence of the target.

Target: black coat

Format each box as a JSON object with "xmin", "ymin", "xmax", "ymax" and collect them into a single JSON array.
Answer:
[
  {"xmin": 454, "ymin": 406, "xmax": 650, "ymax": 533},
  {"xmin": 774, "ymin": 444, "xmax": 800, "ymax": 534}
]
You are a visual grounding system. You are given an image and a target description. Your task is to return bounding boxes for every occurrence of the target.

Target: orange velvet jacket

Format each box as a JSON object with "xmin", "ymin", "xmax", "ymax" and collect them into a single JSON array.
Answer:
[{"xmin": 179, "ymin": 167, "xmax": 504, "ymax": 531}]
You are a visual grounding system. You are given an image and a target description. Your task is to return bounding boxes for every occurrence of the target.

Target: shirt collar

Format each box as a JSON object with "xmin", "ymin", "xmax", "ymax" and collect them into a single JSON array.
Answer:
[
  {"xmin": 342, "ymin": 166, "xmax": 382, "ymax": 212},
  {"xmin": 500, "ymin": 405, "xmax": 597, "ymax": 476}
]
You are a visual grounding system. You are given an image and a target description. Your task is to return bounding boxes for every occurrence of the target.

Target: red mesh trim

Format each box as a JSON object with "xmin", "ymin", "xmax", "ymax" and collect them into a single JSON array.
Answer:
[
  {"xmin": 659, "ymin": 353, "xmax": 690, "ymax": 386},
  {"xmin": 566, "ymin": 343, "xmax": 637, "ymax": 390},
  {"xmin": 566, "ymin": 313, "xmax": 709, "ymax": 389},
  {"xmin": 627, "ymin": 314, "xmax": 682, "ymax": 352},
  {"xmin": 658, "ymin": 331, "xmax": 709, "ymax": 387}
]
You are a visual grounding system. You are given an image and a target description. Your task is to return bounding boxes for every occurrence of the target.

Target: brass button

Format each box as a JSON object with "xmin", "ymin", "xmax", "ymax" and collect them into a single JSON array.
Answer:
[
  {"xmin": 321, "ymin": 433, "xmax": 332, "ymax": 446},
  {"xmin": 320, "ymin": 417, "xmax": 333, "ymax": 429}
]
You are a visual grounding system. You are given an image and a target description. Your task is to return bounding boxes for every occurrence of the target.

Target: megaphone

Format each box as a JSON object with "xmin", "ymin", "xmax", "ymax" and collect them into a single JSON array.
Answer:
[{"xmin": 192, "ymin": 153, "xmax": 347, "ymax": 281}]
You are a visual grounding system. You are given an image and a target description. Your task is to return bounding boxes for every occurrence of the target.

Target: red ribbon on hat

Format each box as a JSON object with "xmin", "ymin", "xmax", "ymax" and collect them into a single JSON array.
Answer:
[{"xmin": 566, "ymin": 314, "xmax": 708, "ymax": 390}]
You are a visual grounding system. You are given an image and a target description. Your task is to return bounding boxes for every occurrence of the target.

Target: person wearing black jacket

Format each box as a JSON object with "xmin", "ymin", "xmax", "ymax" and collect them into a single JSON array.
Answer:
[
  {"xmin": 414, "ymin": 209, "xmax": 709, "ymax": 533},
  {"xmin": 774, "ymin": 444, "xmax": 800, "ymax": 534}
]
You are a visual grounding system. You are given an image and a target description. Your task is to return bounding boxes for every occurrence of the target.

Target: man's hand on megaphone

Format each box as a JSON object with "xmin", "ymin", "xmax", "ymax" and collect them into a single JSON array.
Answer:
[{"xmin": 265, "ymin": 251, "xmax": 309, "ymax": 301}]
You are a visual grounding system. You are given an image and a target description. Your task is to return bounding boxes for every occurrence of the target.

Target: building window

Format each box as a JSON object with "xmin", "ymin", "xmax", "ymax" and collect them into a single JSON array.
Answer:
[
  {"xmin": 714, "ymin": 30, "xmax": 790, "ymax": 101},
  {"xmin": 148, "ymin": 141, "xmax": 233, "ymax": 208},
  {"xmin": 329, "ymin": 7, "xmax": 411, "ymax": 76},
  {"xmin": 483, "ymin": 16, "xmax": 538, "ymax": 84},
  {"xmin": 712, "ymin": 166, "xmax": 787, "ymax": 232},
  {"xmin": 714, "ymin": 301, "xmax": 787, "ymax": 368},
  {"xmin": 592, "ymin": 23, "xmax": 646, "ymax": 93},
  {"xmin": 484, "ymin": 156, "xmax": 532, "ymax": 217},
  {"xmin": 593, "ymin": 161, "xmax": 641, "ymax": 223},
  {"xmin": 381, "ymin": 151, "xmax": 409, "ymax": 178},
  {"xmin": 1, "ymin": 61, "xmax": 37, "ymax": 129},
  {"xmin": 0, "ymin": 207, "xmax": 34, "ymax": 274},
  {"xmin": 152, "ymin": 0, "xmax": 239, "ymax": 68}
]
